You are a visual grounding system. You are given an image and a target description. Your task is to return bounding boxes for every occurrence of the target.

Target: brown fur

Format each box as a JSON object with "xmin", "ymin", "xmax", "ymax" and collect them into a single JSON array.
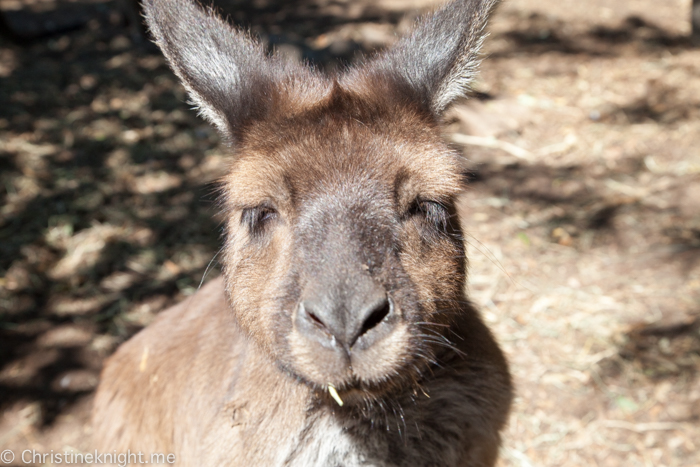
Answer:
[{"xmin": 93, "ymin": 1, "xmax": 512, "ymax": 466}]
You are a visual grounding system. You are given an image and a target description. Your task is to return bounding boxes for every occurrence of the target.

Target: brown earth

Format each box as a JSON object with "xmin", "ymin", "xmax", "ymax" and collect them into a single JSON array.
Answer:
[{"xmin": 0, "ymin": 0, "xmax": 699, "ymax": 466}]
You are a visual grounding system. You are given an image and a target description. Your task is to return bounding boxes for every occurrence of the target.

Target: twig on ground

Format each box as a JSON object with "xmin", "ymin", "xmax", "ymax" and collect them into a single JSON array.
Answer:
[
  {"xmin": 451, "ymin": 133, "xmax": 578, "ymax": 161},
  {"xmin": 600, "ymin": 420, "xmax": 688, "ymax": 432},
  {"xmin": 451, "ymin": 133, "xmax": 533, "ymax": 160}
]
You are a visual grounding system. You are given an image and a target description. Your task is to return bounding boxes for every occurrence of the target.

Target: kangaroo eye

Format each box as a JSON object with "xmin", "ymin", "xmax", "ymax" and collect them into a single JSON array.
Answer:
[
  {"xmin": 242, "ymin": 205, "xmax": 278, "ymax": 235},
  {"xmin": 409, "ymin": 200, "xmax": 449, "ymax": 232}
]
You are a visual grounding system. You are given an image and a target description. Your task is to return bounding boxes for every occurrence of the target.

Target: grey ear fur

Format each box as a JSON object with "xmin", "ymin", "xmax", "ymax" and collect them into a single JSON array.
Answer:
[
  {"xmin": 371, "ymin": 0, "xmax": 499, "ymax": 116},
  {"xmin": 142, "ymin": 0, "xmax": 298, "ymax": 142},
  {"xmin": 144, "ymin": 0, "xmax": 497, "ymax": 140}
]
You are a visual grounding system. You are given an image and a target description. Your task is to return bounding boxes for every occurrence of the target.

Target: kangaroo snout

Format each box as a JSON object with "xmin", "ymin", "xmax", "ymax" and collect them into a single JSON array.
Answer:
[
  {"xmin": 288, "ymin": 191, "xmax": 405, "ymax": 384},
  {"xmin": 290, "ymin": 251, "xmax": 408, "ymax": 388},
  {"xmin": 296, "ymin": 285, "xmax": 395, "ymax": 350}
]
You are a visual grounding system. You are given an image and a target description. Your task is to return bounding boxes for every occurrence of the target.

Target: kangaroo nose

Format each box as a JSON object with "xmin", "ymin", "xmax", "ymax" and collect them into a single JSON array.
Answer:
[{"xmin": 297, "ymin": 292, "xmax": 394, "ymax": 349}]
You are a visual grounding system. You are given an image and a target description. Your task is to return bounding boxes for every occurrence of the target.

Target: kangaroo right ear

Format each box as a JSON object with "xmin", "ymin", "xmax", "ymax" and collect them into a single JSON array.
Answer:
[
  {"xmin": 143, "ymin": 0, "xmax": 292, "ymax": 143},
  {"xmin": 369, "ymin": 0, "xmax": 499, "ymax": 117}
]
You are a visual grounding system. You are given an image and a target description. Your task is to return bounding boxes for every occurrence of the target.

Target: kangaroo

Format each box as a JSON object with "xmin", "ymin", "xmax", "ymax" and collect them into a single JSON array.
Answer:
[{"xmin": 92, "ymin": 1, "xmax": 512, "ymax": 465}]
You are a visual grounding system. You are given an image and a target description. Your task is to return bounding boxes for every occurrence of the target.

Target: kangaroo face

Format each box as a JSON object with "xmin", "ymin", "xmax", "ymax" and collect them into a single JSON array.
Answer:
[{"xmin": 220, "ymin": 85, "xmax": 468, "ymax": 399}]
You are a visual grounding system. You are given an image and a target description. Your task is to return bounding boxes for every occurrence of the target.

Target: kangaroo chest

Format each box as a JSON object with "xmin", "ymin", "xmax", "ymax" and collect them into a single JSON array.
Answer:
[{"xmin": 212, "ymin": 395, "xmax": 470, "ymax": 467}]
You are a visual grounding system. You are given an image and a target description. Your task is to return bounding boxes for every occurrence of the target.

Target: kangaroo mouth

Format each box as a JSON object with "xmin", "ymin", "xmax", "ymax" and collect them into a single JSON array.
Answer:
[
  {"xmin": 320, "ymin": 381, "xmax": 387, "ymax": 408},
  {"xmin": 316, "ymin": 364, "xmax": 426, "ymax": 409}
]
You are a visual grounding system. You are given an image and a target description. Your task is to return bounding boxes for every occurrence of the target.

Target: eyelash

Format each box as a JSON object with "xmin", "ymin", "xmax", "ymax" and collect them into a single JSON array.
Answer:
[
  {"xmin": 409, "ymin": 200, "xmax": 449, "ymax": 232},
  {"xmin": 241, "ymin": 205, "xmax": 278, "ymax": 235}
]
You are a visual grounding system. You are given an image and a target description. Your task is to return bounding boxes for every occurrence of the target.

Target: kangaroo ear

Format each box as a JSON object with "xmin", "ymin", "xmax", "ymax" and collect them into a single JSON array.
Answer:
[
  {"xmin": 371, "ymin": 0, "xmax": 498, "ymax": 116},
  {"xmin": 143, "ymin": 0, "xmax": 291, "ymax": 142}
]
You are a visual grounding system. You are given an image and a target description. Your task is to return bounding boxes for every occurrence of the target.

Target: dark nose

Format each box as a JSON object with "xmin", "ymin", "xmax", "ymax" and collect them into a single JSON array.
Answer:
[{"xmin": 296, "ymin": 290, "xmax": 394, "ymax": 349}]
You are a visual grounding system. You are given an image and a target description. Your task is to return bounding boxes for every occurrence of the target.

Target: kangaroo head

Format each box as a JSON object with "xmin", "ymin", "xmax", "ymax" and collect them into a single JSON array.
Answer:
[{"xmin": 144, "ymin": 0, "xmax": 498, "ymax": 404}]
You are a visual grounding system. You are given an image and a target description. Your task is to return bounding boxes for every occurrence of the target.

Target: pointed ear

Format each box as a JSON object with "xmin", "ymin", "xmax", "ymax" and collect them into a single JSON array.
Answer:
[
  {"xmin": 371, "ymin": 0, "xmax": 498, "ymax": 116},
  {"xmin": 143, "ymin": 0, "xmax": 291, "ymax": 142}
]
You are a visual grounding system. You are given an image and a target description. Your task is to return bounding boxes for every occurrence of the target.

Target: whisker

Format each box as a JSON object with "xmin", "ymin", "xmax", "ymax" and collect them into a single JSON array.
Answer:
[
  {"xmin": 197, "ymin": 247, "xmax": 224, "ymax": 292},
  {"xmin": 414, "ymin": 321, "xmax": 451, "ymax": 328}
]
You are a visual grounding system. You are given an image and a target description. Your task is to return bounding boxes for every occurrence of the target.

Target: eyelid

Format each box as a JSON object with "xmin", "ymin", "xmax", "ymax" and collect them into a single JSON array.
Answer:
[
  {"xmin": 241, "ymin": 203, "xmax": 279, "ymax": 234},
  {"xmin": 407, "ymin": 198, "xmax": 443, "ymax": 214},
  {"xmin": 258, "ymin": 207, "xmax": 277, "ymax": 221},
  {"xmin": 407, "ymin": 199, "xmax": 450, "ymax": 231}
]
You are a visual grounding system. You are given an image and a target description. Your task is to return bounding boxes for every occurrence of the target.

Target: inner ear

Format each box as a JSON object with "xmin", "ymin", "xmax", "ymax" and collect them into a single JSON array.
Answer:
[
  {"xmin": 143, "ymin": 0, "xmax": 312, "ymax": 143},
  {"xmin": 360, "ymin": 0, "xmax": 499, "ymax": 117}
]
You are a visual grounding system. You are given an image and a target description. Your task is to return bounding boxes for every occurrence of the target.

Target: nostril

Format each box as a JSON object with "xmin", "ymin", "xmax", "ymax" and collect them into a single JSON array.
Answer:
[
  {"xmin": 308, "ymin": 311, "xmax": 326, "ymax": 329},
  {"xmin": 358, "ymin": 297, "xmax": 392, "ymax": 338},
  {"xmin": 299, "ymin": 301, "xmax": 332, "ymax": 334}
]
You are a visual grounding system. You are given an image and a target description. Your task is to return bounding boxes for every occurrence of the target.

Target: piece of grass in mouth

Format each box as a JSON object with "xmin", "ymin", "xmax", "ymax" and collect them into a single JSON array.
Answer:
[{"xmin": 328, "ymin": 383, "xmax": 344, "ymax": 406}]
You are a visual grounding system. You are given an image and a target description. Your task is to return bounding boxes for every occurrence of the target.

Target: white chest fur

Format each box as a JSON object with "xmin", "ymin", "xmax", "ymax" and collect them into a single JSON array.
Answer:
[{"xmin": 283, "ymin": 411, "xmax": 391, "ymax": 467}]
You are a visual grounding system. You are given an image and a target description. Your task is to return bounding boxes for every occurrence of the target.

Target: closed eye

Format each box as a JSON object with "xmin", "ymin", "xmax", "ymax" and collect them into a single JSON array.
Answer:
[
  {"xmin": 241, "ymin": 204, "xmax": 278, "ymax": 236},
  {"xmin": 407, "ymin": 199, "xmax": 449, "ymax": 232}
]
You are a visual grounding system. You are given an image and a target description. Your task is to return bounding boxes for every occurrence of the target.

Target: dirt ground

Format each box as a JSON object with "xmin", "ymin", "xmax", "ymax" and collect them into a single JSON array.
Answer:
[{"xmin": 1, "ymin": 0, "xmax": 699, "ymax": 466}]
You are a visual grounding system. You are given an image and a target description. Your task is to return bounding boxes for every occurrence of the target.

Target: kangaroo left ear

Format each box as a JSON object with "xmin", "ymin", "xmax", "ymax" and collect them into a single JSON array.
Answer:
[
  {"xmin": 142, "ymin": 0, "xmax": 308, "ymax": 144},
  {"xmin": 369, "ymin": 0, "xmax": 499, "ymax": 117}
]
